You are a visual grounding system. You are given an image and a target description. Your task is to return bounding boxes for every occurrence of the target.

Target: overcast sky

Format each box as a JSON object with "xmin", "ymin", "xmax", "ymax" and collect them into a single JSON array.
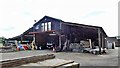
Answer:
[{"xmin": 0, "ymin": 0, "xmax": 119, "ymax": 38}]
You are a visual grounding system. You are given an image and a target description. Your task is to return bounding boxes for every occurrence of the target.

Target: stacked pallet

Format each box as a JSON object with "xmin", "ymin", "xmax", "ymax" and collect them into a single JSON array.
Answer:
[
  {"xmin": 0, "ymin": 54, "xmax": 55, "ymax": 68},
  {"xmin": 1, "ymin": 54, "xmax": 79, "ymax": 68},
  {"xmin": 19, "ymin": 58, "xmax": 79, "ymax": 68}
]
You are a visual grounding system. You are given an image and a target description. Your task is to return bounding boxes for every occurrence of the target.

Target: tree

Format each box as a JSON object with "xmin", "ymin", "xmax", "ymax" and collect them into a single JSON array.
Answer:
[{"xmin": 0, "ymin": 37, "xmax": 6, "ymax": 46}]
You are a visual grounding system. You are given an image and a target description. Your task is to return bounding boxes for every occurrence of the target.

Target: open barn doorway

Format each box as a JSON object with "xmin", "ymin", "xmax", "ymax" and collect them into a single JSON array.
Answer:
[{"xmin": 34, "ymin": 31, "xmax": 59, "ymax": 50}]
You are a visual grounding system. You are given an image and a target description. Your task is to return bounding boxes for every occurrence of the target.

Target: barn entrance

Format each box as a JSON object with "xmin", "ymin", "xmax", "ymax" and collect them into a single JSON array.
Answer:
[{"xmin": 30, "ymin": 30, "xmax": 59, "ymax": 50}]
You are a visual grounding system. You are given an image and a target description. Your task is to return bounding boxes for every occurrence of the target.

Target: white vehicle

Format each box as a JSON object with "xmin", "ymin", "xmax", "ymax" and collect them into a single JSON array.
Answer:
[{"xmin": 89, "ymin": 47, "xmax": 107, "ymax": 54}]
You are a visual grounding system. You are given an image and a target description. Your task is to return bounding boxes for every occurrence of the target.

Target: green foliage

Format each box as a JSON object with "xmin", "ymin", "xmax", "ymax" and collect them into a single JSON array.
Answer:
[{"xmin": 0, "ymin": 37, "xmax": 6, "ymax": 43}]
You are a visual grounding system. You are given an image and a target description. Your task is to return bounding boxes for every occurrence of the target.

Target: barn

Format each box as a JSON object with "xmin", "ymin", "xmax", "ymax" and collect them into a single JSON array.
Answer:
[
  {"xmin": 8, "ymin": 16, "xmax": 108, "ymax": 54},
  {"xmin": 28, "ymin": 16, "xmax": 107, "ymax": 53}
]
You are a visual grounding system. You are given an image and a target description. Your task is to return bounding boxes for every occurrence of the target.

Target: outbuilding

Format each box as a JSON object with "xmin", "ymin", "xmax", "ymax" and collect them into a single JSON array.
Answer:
[
  {"xmin": 8, "ymin": 16, "xmax": 108, "ymax": 54},
  {"xmin": 29, "ymin": 16, "xmax": 107, "ymax": 53}
]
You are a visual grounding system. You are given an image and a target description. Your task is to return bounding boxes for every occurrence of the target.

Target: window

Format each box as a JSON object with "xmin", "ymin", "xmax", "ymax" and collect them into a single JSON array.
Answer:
[
  {"xmin": 35, "ymin": 25, "xmax": 39, "ymax": 30},
  {"xmin": 48, "ymin": 22, "xmax": 51, "ymax": 30},
  {"xmin": 41, "ymin": 23, "xmax": 44, "ymax": 31},
  {"xmin": 41, "ymin": 22, "xmax": 52, "ymax": 32},
  {"xmin": 45, "ymin": 23, "xmax": 47, "ymax": 31}
]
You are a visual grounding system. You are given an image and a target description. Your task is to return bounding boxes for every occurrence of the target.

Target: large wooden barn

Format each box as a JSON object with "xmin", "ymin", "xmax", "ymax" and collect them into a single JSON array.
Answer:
[
  {"xmin": 8, "ymin": 16, "xmax": 108, "ymax": 53},
  {"xmin": 31, "ymin": 16, "xmax": 107, "ymax": 50}
]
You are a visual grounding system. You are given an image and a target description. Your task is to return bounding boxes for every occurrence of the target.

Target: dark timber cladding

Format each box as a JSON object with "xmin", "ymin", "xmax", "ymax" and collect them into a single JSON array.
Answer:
[
  {"xmin": 61, "ymin": 22, "xmax": 107, "ymax": 53},
  {"xmin": 31, "ymin": 16, "xmax": 107, "ymax": 52}
]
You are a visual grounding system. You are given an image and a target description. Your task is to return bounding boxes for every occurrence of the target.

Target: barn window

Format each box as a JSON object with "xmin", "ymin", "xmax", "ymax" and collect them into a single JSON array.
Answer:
[
  {"xmin": 48, "ymin": 22, "xmax": 51, "ymax": 30},
  {"xmin": 45, "ymin": 23, "xmax": 48, "ymax": 31},
  {"xmin": 35, "ymin": 25, "xmax": 39, "ymax": 30},
  {"xmin": 41, "ymin": 22, "xmax": 52, "ymax": 32},
  {"xmin": 41, "ymin": 23, "xmax": 44, "ymax": 31}
]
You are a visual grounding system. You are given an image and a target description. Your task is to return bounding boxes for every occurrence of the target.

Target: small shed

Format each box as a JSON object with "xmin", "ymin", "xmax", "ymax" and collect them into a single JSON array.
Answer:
[{"xmin": 106, "ymin": 37, "xmax": 117, "ymax": 49}]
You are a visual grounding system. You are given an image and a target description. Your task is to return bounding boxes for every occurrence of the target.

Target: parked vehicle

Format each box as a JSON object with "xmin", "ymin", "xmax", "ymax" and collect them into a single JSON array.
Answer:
[{"xmin": 46, "ymin": 43, "xmax": 53, "ymax": 49}]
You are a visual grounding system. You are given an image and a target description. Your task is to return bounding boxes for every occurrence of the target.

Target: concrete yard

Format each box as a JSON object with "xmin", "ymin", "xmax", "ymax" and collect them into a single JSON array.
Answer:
[
  {"xmin": 55, "ymin": 48, "xmax": 118, "ymax": 66},
  {"xmin": 0, "ymin": 47, "xmax": 119, "ymax": 67},
  {"xmin": 0, "ymin": 50, "xmax": 54, "ymax": 61}
]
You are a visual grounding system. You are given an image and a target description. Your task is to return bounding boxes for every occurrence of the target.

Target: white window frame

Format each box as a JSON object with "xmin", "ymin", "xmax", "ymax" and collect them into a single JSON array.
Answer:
[
  {"xmin": 48, "ymin": 22, "xmax": 51, "ymax": 31},
  {"xmin": 41, "ymin": 23, "xmax": 44, "ymax": 32}
]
